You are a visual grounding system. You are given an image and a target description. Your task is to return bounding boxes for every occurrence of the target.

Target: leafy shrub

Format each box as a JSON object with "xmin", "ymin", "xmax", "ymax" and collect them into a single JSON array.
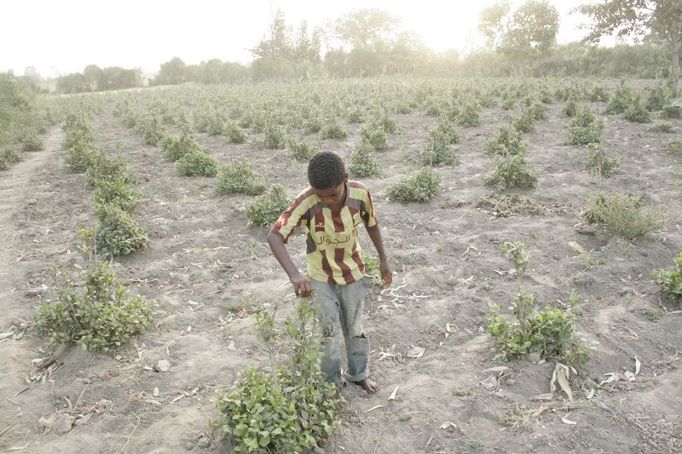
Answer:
[
  {"xmin": 349, "ymin": 142, "xmax": 381, "ymax": 178},
  {"xmin": 289, "ymin": 139, "xmax": 318, "ymax": 162},
  {"xmin": 568, "ymin": 108, "xmax": 604, "ymax": 145},
  {"xmin": 66, "ymin": 144, "xmax": 100, "ymax": 173},
  {"xmin": 212, "ymin": 299, "xmax": 340, "ymax": 452},
  {"xmin": 207, "ymin": 113, "xmax": 226, "ymax": 136},
  {"xmin": 420, "ymin": 127, "xmax": 458, "ymax": 167},
  {"xmin": 457, "ymin": 102, "xmax": 481, "ymax": 127},
  {"xmin": 320, "ymin": 120, "xmax": 347, "ymax": 140},
  {"xmin": 585, "ymin": 143, "xmax": 618, "ymax": 177},
  {"xmin": 484, "ymin": 125, "xmax": 527, "ymax": 157},
  {"xmin": 347, "ymin": 108, "xmax": 364, "ymax": 123},
  {"xmin": 662, "ymin": 104, "xmax": 682, "ymax": 119},
  {"xmin": 605, "ymin": 85, "xmax": 633, "ymax": 114},
  {"xmin": 665, "ymin": 139, "xmax": 682, "ymax": 155},
  {"xmin": 485, "ymin": 155, "xmax": 538, "ymax": 191},
  {"xmin": 360, "ymin": 123, "xmax": 388, "ymax": 151},
  {"xmin": 139, "ymin": 115, "xmax": 165, "ymax": 145},
  {"xmin": 589, "ymin": 85, "xmax": 609, "ymax": 102},
  {"xmin": 216, "ymin": 163, "xmax": 266, "ymax": 196},
  {"xmin": 246, "ymin": 185, "xmax": 291, "ymax": 227},
  {"xmin": 303, "ymin": 116, "xmax": 323, "ymax": 134},
  {"xmin": 0, "ymin": 148, "xmax": 23, "ymax": 170},
  {"xmin": 644, "ymin": 85, "xmax": 669, "ymax": 111},
  {"xmin": 487, "ymin": 242, "xmax": 587, "ymax": 364},
  {"xmin": 34, "ymin": 261, "xmax": 152, "ymax": 352},
  {"xmin": 623, "ymin": 96, "xmax": 651, "ymax": 123},
  {"xmin": 94, "ymin": 204, "xmax": 148, "ymax": 256},
  {"xmin": 560, "ymin": 98, "xmax": 578, "ymax": 117},
  {"xmin": 94, "ymin": 178, "xmax": 140, "ymax": 213},
  {"xmin": 387, "ymin": 167, "xmax": 441, "ymax": 203},
  {"xmin": 582, "ymin": 192, "xmax": 662, "ymax": 239},
  {"xmin": 263, "ymin": 124, "xmax": 288, "ymax": 149},
  {"xmin": 177, "ymin": 151, "xmax": 219, "ymax": 177},
  {"xmin": 162, "ymin": 133, "xmax": 202, "ymax": 162},
  {"xmin": 86, "ymin": 154, "xmax": 132, "ymax": 188},
  {"xmin": 501, "ymin": 98, "xmax": 515, "ymax": 111},
  {"xmin": 20, "ymin": 133, "xmax": 43, "ymax": 152},
  {"xmin": 513, "ymin": 108, "xmax": 536, "ymax": 133},
  {"xmin": 650, "ymin": 121, "xmax": 674, "ymax": 133},
  {"xmin": 651, "ymin": 252, "xmax": 682, "ymax": 305},
  {"xmin": 227, "ymin": 124, "xmax": 247, "ymax": 144}
]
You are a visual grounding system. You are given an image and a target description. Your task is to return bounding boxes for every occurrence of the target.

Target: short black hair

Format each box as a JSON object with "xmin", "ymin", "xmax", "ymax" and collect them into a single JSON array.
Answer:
[{"xmin": 308, "ymin": 152, "xmax": 345, "ymax": 189}]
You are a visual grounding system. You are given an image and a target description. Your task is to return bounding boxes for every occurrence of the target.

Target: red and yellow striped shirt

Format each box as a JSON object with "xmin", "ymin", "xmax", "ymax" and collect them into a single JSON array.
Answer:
[{"xmin": 271, "ymin": 181, "xmax": 378, "ymax": 285}]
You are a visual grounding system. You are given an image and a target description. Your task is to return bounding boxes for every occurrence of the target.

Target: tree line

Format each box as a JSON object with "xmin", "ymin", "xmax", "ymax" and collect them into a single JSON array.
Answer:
[{"xmin": 20, "ymin": 1, "xmax": 682, "ymax": 94}]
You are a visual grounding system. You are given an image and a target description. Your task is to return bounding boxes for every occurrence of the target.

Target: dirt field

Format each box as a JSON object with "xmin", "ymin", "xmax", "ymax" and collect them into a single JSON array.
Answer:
[{"xmin": 1, "ymin": 81, "xmax": 681, "ymax": 453}]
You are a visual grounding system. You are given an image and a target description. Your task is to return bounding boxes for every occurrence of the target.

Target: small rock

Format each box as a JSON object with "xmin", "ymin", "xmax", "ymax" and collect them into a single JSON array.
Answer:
[
  {"xmin": 197, "ymin": 437, "xmax": 211, "ymax": 449},
  {"xmin": 54, "ymin": 413, "xmax": 74, "ymax": 434},
  {"xmin": 153, "ymin": 387, "xmax": 160, "ymax": 397},
  {"xmin": 574, "ymin": 222, "xmax": 596, "ymax": 235},
  {"xmin": 156, "ymin": 360, "xmax": 171, "ymax": 372},
  {"xmin": 184, "ymin": 441, "xmax": 194, "ymax": 451},
  {"xmin": 398, "ymin": 412, "xmax": 412, "ymax": 422},
  {"xmin": 528, "ymin": 353, "xmax": 542, "ymax": 363}
]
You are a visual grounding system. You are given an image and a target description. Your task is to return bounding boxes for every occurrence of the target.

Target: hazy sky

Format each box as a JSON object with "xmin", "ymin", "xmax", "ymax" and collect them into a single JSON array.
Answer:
[{"xmin": 3, "ymin": 0, "xmax": 594, "ymax": 78}]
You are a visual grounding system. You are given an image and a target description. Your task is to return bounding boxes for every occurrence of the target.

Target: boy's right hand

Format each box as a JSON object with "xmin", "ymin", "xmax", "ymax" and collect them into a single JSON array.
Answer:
[{"xmin": 290, "ymin": 273, "xmax": 312, "ymax": 298}]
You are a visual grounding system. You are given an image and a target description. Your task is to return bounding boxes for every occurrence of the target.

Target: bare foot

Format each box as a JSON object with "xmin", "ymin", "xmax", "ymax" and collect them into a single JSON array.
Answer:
[{"xmin": 351, "ymin": 378, "xmax": 378, "ymax": 394}]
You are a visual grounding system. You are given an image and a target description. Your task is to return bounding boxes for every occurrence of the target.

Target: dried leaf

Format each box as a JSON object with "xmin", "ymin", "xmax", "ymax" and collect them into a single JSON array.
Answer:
[
  {"xmin": 440, "ymin": 421, "xmax": 457, "ymax": 430},
  {"xmin": 586, "ymin": 389, "xmax": 595, "ymax": 400},
  {"xmin": 599, "ymin": 373, "xmax": 620, "ymax": 386},
  {"xmin": 550, "ymin": 363, "xmax": 573, "ymax": 401},
  {"xmin": 366, "ymin": 405, "xmax": 384, "ymax": 413},
  {"xmin": 406, "ymin": 345, "xmax": 425, "ymax": 359},
  {"xmin": 560, "ymin": 415, "xmax": 577, "ymax": 425},
  {"xmin": 568, "ymin": 241, "xmax": 587, "ymax": 256},
  {"xmin": 531, "ymin": 393, "xmax": 555, "ymax": 401},
  {"xmin": 482, "ymin": 366, "xmax": 511, "ymax": 375},
  {"xmin": 388, "ymin": 386, "xmax": 399, "ymax": 401},
  {"xmin": 624, "ymin": 371, "xmax": 636, "ymax": 382},
  {"xmin": 634, "ymin": 356, "xmax": 641, "ymax": 376}
]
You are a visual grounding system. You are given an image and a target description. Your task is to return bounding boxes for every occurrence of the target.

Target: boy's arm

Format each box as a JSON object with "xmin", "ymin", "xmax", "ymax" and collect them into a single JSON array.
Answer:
[
  {"xmin": 366, "ymin": 225, "xmax": 392, "ymax": 287},
  {"xmin": 267, "ymin": 231, "xmax": 312, "ymax": 297}
]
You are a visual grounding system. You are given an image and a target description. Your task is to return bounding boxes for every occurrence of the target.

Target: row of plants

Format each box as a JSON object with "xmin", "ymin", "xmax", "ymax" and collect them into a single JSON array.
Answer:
[
  {"xmin": 35, "ymin": 102, "xmax": 153, "ymax": 352},
  {"xmin": 0, "ymin": 73, "xmax": 58, "ymax": 171}
]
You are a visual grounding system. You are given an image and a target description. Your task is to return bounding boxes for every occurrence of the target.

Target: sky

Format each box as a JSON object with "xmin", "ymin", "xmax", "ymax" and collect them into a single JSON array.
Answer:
[{"xmin": 2, "ymin": 0, "xmax": 598, "ymax": 78}]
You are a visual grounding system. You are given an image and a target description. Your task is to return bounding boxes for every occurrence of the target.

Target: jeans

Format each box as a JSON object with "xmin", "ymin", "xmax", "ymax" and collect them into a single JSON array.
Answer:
[{"xmin": 311, "ymin": 277, "xmax": 371, "ymax": 385}]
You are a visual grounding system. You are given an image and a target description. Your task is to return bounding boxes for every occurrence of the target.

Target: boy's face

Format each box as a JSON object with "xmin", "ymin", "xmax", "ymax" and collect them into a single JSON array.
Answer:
[{"xmin": 314, "ymin": 175, "xmax": 347, "ymax": 209}]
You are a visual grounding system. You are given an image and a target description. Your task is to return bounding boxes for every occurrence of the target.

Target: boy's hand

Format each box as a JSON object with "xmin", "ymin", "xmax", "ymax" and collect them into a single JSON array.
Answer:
[
  {"xmin": 291, "ymin": 273, "xmax": 312, "ymax": 298},
  {"xmin": 380, "ymin": 260, "xmax": 392, "ymax": 288}
]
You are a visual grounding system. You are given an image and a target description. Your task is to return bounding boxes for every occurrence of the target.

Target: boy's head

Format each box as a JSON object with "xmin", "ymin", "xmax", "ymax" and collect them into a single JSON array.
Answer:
[{"xmin": 308, "ymin": 152, "xmax": 348, "ymax": 207}]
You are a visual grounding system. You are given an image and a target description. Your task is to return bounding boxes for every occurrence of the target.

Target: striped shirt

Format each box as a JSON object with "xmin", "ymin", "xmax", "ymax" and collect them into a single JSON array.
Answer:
[{"xmin": 271, "ymin": 181, "xmax": 378, "ymax": 285}]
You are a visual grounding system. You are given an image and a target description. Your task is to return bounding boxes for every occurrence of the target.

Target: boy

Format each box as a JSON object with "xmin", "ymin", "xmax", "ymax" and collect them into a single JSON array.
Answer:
[{"xmin": 267, "ymin": 151, "xmax": 391, "ymax": 394}]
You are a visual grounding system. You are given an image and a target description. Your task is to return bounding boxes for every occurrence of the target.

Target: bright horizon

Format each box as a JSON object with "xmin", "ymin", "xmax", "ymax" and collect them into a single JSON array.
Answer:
[{"xmin": 3, "ymin": 0, "xmax": 602, "ymax": 78}]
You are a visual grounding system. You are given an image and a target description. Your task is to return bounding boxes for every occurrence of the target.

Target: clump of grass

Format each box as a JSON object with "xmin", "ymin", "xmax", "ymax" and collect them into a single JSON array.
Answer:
[
  {"xmin": 485, "ymin": 125, "xmax": 528, "ymax": 157},
  {"xmin": 651, "ymin": 252, "xmax": 682, "ymax": 306},
  {"xmin": 568, "ymin": 108, "xmax": 604, "ymax": 146},
  {"xmin": 665, "ymin": 139, "xmax": 682, "ymax": 155},
  {"xmin": 582, "ymin": 192, "xmax": 662, "ymax": 240}
]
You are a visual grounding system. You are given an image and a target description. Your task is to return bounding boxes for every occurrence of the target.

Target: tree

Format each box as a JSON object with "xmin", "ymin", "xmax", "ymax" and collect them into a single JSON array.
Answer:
[
  {"xmin": 83, "ymin": 64, "xmax": 104, "ymax": 91},
  {"xmin": 334, "ymin": 9, "xmax": 401, "ymax": 52},
  {"xmin": 155, "ymin": 57, "xmax": 187, "ymax": 85},
  {"xmin": 577, "ymin": 0, "xmax": 682, "ymax": 94},
  {"xmin": 478, "ymin": 0, "xmax": 559, "ymax": 74}
]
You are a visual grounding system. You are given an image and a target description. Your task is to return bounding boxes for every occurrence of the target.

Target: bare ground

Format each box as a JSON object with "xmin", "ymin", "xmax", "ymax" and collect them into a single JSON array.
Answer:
[{"xmin": 1, "ymin": 97, "xmax": 681, "ymax": 453}]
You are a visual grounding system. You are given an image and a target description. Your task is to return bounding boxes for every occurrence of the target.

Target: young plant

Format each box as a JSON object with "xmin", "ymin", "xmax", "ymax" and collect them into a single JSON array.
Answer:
[
  {"xmin": 568, "ymin": 108, "xmax": 604, "ymax": 146},
  {"xmin": 665, "ymin": 139, "xmax": 682, "ymax": 155},
  {"xmin": 177, "ymin": 151, "xmax": 219, "ymax": 177},
  {"xmin": 387, "ymin": 167, "xmax": 441, "ymax": 203},
  {"xmin": 94, "ymin": 204, "xmax": 148, "ymax": 256},
  {"xmin": 245, "ymin": 185, "xmax": 291, "ymax": 227},
  {"xmin": 651, "ymin": 252, "xmax": 682, "ymax": 306},
  {"xmin": 320, "ymin": 119, "xmax": 347, "ymax": 140},
  {"xmin": 212, "ymin": 299, "xmax": 340, "ymax": 452},
  {"xmin": 585, "ymin": 143, "xmax": 618, "ymax": 178},
  {"xmin": 34, "ymin": 261, "xmax": 153, "ymax": 352},
  {"xmin": 349, "ymin": 142, "xmax": 381, "ymax": 178},
  {"xmin": 216, "ymin": 163, "xmax": 266, "ymax": 196},
  {"xmin": 289, "ymin": 139, "xmax": 318, "ymax": 162},
  {"xmin": 485, "ymin": 155, "xmax": 538, "ymax": 191},
  {"xmin": 484, "ymin": 125, "xmax": 527, "ymax": 157}
]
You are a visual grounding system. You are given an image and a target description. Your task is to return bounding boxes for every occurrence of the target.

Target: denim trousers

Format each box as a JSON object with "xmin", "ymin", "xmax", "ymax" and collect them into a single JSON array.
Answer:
[{"xmin": 311, "ymin": 277, "xmax": 371, "ymax": 385}]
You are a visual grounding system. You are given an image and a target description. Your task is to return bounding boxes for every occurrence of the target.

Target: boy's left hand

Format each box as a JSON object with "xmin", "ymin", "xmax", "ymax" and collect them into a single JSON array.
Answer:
[{"xmin": 380, "ymin": 260, "xmax": 392, "ymax": 287}]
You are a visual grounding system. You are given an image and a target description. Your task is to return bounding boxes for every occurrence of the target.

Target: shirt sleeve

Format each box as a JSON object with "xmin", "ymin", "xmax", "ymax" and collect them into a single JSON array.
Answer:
[
  {"xmin": 361, "ymin": 189, "xmax": 379, "ymax": 228},
  {"xmin": 270, "ymin": 193, "xmax": 310, "ymax": 243}
]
